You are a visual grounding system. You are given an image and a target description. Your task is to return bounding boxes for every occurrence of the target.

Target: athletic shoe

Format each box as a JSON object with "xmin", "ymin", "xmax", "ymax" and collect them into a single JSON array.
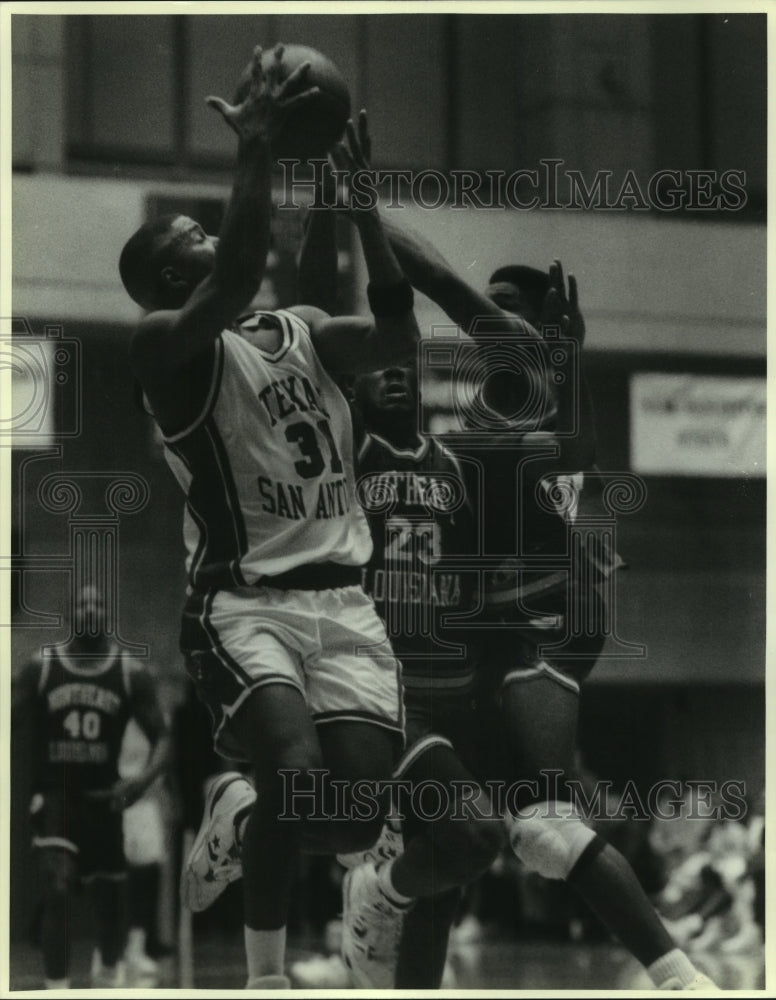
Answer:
[
  {"xmin": 181, "ymin": 771, "xmax": 256, "ymax": 912},
  {"xmin": 341, "ymin": 861, "xmax": 407, "ymax": 989},
  {"xmin": 290, "ymin": 953, "xmax": 350, "ymax": 989},
  {"xmin": 91, "ymin": 961, "xmax": 127, "ymax": 988},
  {"xmin": 91, "ymin": 948, "xmax": 128, "ymax": 986},
  {"xmin": 125, "ymin": 928, "xmax": 160, "ymax": 986},
  {"xmin": 126, "ymin": 950, "xmax": 160, "ymax": 987},
  {"xmin": 245, "ymin": 973, "xmax": 291, "ymax": 989}
]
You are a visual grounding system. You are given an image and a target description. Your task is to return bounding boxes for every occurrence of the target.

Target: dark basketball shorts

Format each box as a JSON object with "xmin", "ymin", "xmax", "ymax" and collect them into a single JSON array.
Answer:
[
  {"xmin": 481, "ymin": 572, "xmax": 611, "ymax": 696},
  {"xmin": 395, "ymin": 684, "xmax": 493, "ymax": 783},
  {"xmin": 30, "ymin": 788, "xmax": 126, "ymax": 881}
]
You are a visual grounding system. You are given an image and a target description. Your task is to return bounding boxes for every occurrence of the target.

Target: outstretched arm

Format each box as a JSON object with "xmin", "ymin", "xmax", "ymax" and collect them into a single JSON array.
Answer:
[
  {"xmin": 380, "ymin": 213, "xmax": 538, "ymax": 341},
  {"xmin": 297, "ymin": 167, "xmax": 340, "ymax": 315},
  {"xmin": 540, "ymin": 261, "xmax": 597, "ymax": 471},
  {"xmin": 130, "ymin": 45, "xmax": 317, "ymax": 379},
  {"xmin": 300, "ymin": 114, "xmax": 419, "ymax": 373},
  {"xmin": 330, "ymin": 112, "xmax": 520, "ymax": 341}
]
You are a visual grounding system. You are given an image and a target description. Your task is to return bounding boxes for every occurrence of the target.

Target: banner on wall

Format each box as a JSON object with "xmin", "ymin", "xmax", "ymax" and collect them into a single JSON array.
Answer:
[{"xmin": 630, "ymin": 373, "xmax": 766, "ymax": 477}]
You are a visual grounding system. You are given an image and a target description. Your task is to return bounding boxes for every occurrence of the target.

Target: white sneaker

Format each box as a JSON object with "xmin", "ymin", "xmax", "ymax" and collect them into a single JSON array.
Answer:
[
  {"xmin": 91, "ymin": 961, "xmax": 127, "ymax": 988},
  {"xmin": 181, "ymin": 771, "xmax": 256, "ymax": 912},
  {"xmin": 125, "ymin": 928, "xmax": 160, "ymax": 986},
  {"xmin": 126, "ymin": 951, "xmax": 160, "ymax": 987},
  {"xmin": 341, "ymin": 862, "xmax": 407, "ymax": 989},
  {"xmin": 290, "ymin": 953, "xmax": 350, "ymax": 989}
]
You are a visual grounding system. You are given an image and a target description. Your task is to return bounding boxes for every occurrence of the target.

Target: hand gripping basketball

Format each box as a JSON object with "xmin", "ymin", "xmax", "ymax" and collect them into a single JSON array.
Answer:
[{"xmin": 206, "ymin": 44, "xmax": 320, "ymax": 144}]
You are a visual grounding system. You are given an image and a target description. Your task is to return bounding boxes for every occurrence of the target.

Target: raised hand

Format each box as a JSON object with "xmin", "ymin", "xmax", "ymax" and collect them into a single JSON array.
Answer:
[
  {"xmin": 206, "ymin": 44, "xmax": 319, "ymax": 144},
  {"xmin": 329, "ymin": 109, "xmax": 377, "ymax": 212},
  {"xmin": 540, "ymin": 259, "xmax": 586, "ymax": 346},
  {"xmin": 354, "ymin": 108, "xmax": 373, "ymax": 167}
]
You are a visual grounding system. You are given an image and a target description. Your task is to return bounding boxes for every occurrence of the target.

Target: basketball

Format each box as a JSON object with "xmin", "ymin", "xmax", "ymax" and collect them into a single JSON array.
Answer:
[{"xmin": 234, "ymin": 44, "xmax": 351, "ymax": 160}]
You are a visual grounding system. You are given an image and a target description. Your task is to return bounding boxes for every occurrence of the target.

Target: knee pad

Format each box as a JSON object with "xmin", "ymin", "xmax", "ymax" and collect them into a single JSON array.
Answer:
[{"xmin": 507, "ymin": 800, "xmax": 597, "ymax": 881}]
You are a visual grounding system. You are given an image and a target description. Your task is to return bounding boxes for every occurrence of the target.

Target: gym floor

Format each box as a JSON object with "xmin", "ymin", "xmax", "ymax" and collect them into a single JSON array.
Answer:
[{"xmin": 8, "ymin": 933, "xmax": 766, "ymax": 992}]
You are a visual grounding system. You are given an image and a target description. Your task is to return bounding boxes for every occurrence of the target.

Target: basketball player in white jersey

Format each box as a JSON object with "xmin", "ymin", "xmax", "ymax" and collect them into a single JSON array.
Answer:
[{"xmin": 118, "ymin": 49, "xmax": 418, "ymax": 989}]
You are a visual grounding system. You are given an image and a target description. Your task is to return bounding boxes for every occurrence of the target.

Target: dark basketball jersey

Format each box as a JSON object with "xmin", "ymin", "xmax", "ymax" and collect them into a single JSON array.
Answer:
[
  {"xmin": 357, "ymin": 432, "xmax": 479, "ymax": 697},
  {"xmin": 33, "ymin": 644, "xmax": 134, "ymax": 792},
  {"xmin": 448, "ymin": 431, "xmax": 574, "ymax": 623}
]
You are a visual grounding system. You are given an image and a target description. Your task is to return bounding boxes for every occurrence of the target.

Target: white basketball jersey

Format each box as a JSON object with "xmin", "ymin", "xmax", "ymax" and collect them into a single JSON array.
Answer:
[{"xmin": 161, "ymin": 309, "xmax": 373, "ymax": 589}]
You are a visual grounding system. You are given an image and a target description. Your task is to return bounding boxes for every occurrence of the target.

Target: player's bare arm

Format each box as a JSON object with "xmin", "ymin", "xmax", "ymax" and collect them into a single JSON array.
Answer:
[
  {"xmin": 297, "ymin": 164, "xmax": 340, "ymax": 315},
  {"xmin": 98, "ymin": 663, "xmax": 171, "ymax": 813},
  {"xmin": 293, "ymin": 112, "xmax": 419, "ymax": 373},
  {"xmin": 129, "ymin": 45, "xmax": 317, "ymax": 405},
  {"xmin": 540, "ymin": 259, "xmax": 597, "ymax": 471},
  {"xmin": 337, "ymin": 111, "xmax": 541, "ymax": 347}
]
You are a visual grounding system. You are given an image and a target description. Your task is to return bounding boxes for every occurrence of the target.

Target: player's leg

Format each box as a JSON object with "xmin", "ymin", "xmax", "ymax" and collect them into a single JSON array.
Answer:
[
  {"xmin": 389, "ymin": 740, "xmax": 503, "ymax": 898},
  {"xmin": 339, "ymin": 727, "xmax": 503, "ymax": 989},
  {"xmin": 82, "ymin": 797, "xmax": 130, "ymax": 986},
  {"xmin": 391, "ymin": 740, "xmax": 501, "ymax": 989},
  {"xmin": 227, "ymin": 681, "xmax": 326, "ymax": 987},
  {"xmin": 498, "ymin": 663, "xmax": 713, "ymax": 989},
  {"xmin": 36, "ymin": 846, "xmax": 78, "ymax": 988},
  {"xmin": 315, "ymin": 720, "xmax": 400, "ymax": 854},
  {"xmin": 88, "ymin": 876, "xmax": 129, "ymax": 985},
  {"xmin": 395, "ymin": 888, "xmax": 461, "ymax": 989},
  {"xmin": 123, "ymin": 796, "xmax": 167, "ymax": 981},
  {"xmin": 306, "ymin": 584, "xmax": 406, "ymax": 858},
  {"xmin": 30, "ymin": 790, "xmax": 80, "ymax": 988}
]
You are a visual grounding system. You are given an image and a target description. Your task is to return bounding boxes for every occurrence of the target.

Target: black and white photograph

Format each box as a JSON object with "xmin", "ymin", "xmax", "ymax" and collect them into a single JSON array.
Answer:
[{"xmin": 2, "ymin": 2, "xmax": 769, "ymax": 993}]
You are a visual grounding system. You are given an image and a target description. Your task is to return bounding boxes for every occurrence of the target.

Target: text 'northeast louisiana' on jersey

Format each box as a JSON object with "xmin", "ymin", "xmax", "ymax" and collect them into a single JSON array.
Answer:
[
  {"xmin": 358, "ymin": 432, "xmax": 479, "ymax": 696},
  {"xmin": 34, "ymin": 644, "xmax": 133, "ymax": 792},
  {"xmin": 162, "ymin": 310, "xmax": 373, "ymax": 589}
]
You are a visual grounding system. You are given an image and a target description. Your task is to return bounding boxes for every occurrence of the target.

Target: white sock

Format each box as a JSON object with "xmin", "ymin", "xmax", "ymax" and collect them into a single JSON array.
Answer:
[
  {"xmin": 244, "ymin": 925, "xmax": 286, "ymax": 979},
  {"xmin": 646, "ymin": 947, "xmax": 699, "ymax": 987},
  {"xmin": 45, "ymin": 978, "xmax": 70, "ymax": 990},
  {"xmin": 376, "ymin": 859, "xmax": 413, "ymax": 908}
]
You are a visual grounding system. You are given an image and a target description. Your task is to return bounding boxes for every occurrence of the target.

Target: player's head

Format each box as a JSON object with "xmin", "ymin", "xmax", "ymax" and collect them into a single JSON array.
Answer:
[
  {"xmin": 485, "ymin": 265, "xmax": 550, "ymax": 327},
  {"xmin": 119, "ymin": 214, "xmax": 219, "ymax": 311},
  {"xmin": 354, "ymin": 363, "xmax": 418, "ymax": 436},
  {"xmin": 72, "ymin": 583, "xmax": 108, "ymax": 640}
]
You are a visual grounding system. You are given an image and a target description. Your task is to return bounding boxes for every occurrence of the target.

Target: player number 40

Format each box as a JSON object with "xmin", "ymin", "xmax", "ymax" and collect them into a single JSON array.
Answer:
[{"xmin": 62, "ymin": 708, "xmax": 101, "ymax": 741}]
